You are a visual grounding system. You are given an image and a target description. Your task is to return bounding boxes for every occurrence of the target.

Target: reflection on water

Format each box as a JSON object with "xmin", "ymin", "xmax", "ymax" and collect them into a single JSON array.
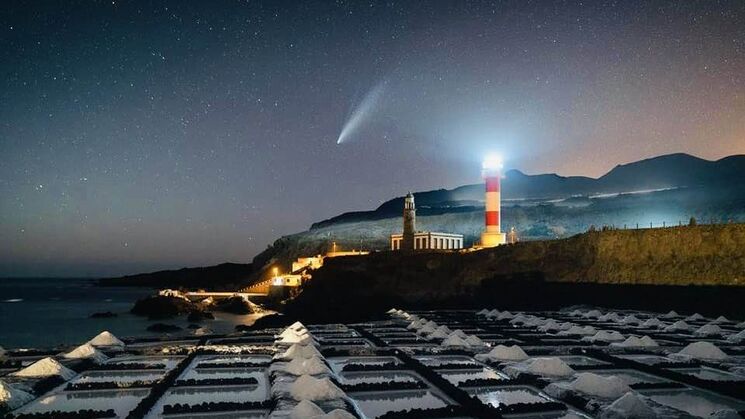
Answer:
[
  {"xmin": 671, "ymin": 367, "xmax": 745, "ymax": 382},
  {"xmin": 17, "ymin": 389, "xmax": 149, "ymax": 416},
  {"xmin": 440, "ymin": 367, "xmax": 505, "ymax": 385},
  {"xmin": 339, "ymin": 371, "xmax": 420, "ymax": 385},
  {"xmin": 645, "ymin": 388, "xmax": 745, "ymax": 417},
  {"xmin": 468, "ymin": 386, "xmax": 550, "ymax": 408},
  {"xmin": 352, "ymin": 389, "xmax": 451, "ymax": 418},
  {"xmin": 75, "ymin": 370, "xmax": 165, "ymax": 383},
  {"xmin": 592, "ymin": 369, "xmax": 668, "ymax": 385}
]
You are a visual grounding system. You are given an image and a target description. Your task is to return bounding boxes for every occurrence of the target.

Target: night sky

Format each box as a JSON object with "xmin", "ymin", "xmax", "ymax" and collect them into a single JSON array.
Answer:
[{"xmin": 2, "ymin": 1, "xmax": 744, "ymax": 277}]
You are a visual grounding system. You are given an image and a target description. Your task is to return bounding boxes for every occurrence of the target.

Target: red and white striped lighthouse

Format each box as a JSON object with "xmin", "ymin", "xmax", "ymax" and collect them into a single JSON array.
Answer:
[{"xmin": 480, "ymin": 155, "xmax": 506, "ymax": 247}]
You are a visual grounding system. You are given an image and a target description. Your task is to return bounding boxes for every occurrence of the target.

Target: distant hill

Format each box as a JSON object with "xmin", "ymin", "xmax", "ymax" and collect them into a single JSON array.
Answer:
[
  {"xmin": 99, "ymin": 262, "xmax": 253, "ymax": 289},
  {"xmin": 312, "ymin": 153, "xmax": 745, "ymax": 229}
]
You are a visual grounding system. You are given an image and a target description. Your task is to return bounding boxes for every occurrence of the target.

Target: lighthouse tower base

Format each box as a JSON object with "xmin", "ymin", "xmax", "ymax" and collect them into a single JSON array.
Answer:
[{"xmin": 480, "ymin": 231, "xmax": 506, "ymax": 248}]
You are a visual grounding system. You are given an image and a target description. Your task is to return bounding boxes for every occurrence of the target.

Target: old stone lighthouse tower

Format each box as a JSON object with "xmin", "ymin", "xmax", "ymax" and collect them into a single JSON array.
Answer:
[{"xmin": 401, "ymin": 192, "xmax": 416, "ymax": 251}]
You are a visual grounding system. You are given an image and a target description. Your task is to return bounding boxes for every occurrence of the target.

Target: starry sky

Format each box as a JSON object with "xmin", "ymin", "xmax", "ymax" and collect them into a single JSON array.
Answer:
[{"xmin": 1, "ymin": 1, "xmax": 744, "ymax": 277}]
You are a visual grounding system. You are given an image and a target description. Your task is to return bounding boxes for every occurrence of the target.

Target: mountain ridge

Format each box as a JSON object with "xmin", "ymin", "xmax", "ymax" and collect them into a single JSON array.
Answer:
[{"xmin": 311, "ymin": 153, "xmax": 745, "ymax": 229}]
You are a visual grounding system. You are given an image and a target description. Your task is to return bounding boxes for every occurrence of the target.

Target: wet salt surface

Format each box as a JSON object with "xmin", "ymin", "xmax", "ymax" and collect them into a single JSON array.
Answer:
[
  {"xmin": 414, "ymin": 355, "xmax": 481, "ymax": 368},
  {"xmin": 104, "ymin": 355, "xmax": 185, "ymax": 370},
  {"xmin": 467, "ymin": 385, "xmax": 553, "ymax": 408},
  {"xmin": 351, "ymin": 389, "xmax": 452, "ymax": 418},
  {"xmin": 327, "ymin": 356, "xmax": 401, "ymax": 374},
  {"xmin": 179, "ymin": 366, "xmax": 266, "ymax": 381},
  {"xmin": 557, "ymin": 355, "xmax": 611, "ymax": 367},
  {"xmin": 438, "ymin": 367, "xmax": 507, "ymax": 385},
  {"xmin": 339, "ymin": 370, "xmax": 421, "ymax": 385},
  {"xmin": 591, "ymin": 369, "xmax": 669, "ymax": 385},
  {"xmin": 194, "ymin": 354, "xmax": 271, "ymax": 366},
  {"xmin": 15, "ymin": 388, "xmax": 149, "ymax": 416},
  {"xmin": 614, "ymin": 354, "xmax": 676, "ymax": 366},
  {"xmin": 670, "ymin": 366, "xmax": 745, "ymax": 382},
  {"xmin": 148, "ymin": 384, "xmax": 268, "ymax": 418},
  {"xmin": 74, "ymin": 370, "xmax": 166, "ymax": 384},
  {"xmin": 641, "ymin": 388, "xmax": 745, "ymax": 417}
]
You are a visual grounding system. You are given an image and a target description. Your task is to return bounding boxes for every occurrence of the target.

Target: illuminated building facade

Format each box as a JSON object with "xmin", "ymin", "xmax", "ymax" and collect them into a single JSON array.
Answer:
[{"xmin": 390, "ymin": 192, "xmax": 464, "ymax": 251}]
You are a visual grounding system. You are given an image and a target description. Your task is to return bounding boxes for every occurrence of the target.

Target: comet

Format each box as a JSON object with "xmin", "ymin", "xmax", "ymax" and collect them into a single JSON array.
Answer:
[{"xmin": 337, "ymin": 81, "xmax": 387, "ymax": 144}]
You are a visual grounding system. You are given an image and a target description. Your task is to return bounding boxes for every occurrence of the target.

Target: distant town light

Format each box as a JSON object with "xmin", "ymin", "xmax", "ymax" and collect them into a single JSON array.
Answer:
[{"xmin": 482, "ymin": 154, "xmax": 503, "ymax": 170}]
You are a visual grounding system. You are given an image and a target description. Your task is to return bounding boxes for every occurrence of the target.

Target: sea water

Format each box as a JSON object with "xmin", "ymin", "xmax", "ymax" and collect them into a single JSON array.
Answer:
[{"xmin": 0, "ymin": 277, "xmax": 259, "ymax": 349}]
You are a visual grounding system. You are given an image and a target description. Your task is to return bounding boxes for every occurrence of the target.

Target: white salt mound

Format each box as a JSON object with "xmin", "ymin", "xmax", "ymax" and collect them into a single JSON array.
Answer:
[
  {"xmin": 0, "ymin": 380, "xmax": 34, "ymax": 410},
  {"xmin": 88, "ymin": 331, "xmax": 125, "ymax": 347},
  {"xmin": 441, "ymin": 334, "xmax": 469, "ymax": 348},
  {"xmin": 612, "ymin": 336, "xmax": 656, "ymax": 348},
  {"xmin": 662, "ymin": 310, "xmax": 679, "ymax": 318},
  {"xmin": 464, "ymin": 335, "xmax": 485, "ymax": 347},
  {"xmin": 560, "ymin": 325, "xmax": 596, "ymax": 336},
  {"xmin": 496, "ymin": 311, "xmax": 514, "ymax": 320},
  {"xmin": 285, "ymin": 356, "xmax": 329, "ymax": 376},
  {"xmin": 586, "ymin": 330, "xmax": 625, "ymax": 342},
  {"xmin": 483, "ymin": 345, "xmax": 529, "ymax": 361},
  {"xmin": 677, "ymin": 341, "xmax": 728, "ymax": 360},
  {"xmin": 727, "ymin": 329, "xmax": 745, "ymax": 343},
  {"xmin": 62, "ymin": 343, "xmax": 108, "ymax": 363},
  {"xmin": 278, "ymin": 343, "xmax": 321, "ymax": 360},
  {"xmin": 583, "ymin": 309, "xmax": 603, "ymax": 318},
  {"xmin": 477, "ymin": 309, "xmax": 489, "ymax": 316},
  {"xmin": 450, "ymin": 329, "xmax": 468, "ymax": 339},
  {"xmin": 639, "ymin": 336, "xmax": 658, "ymax": 347},
  {"xmin": 600, "ymin": 391, "xmax": 656, "ymax": 419},
  {"xmin": 686, "ymin": 313, "xmax": 705, "ymax": 321},
  {"xmin": 664, "ymin": 320, "xmax": 692, "ymax": 331},
  {"xmin": 713, "ymin": 316, "xmax": 729, "ymax": 323},
  {"xmin": 570, "ymin": 372, "xmax": 631, "ymax": 399},
  {"xmin": 323, "ymin": 409, "xmax": 356, "ymax": 419},
  {"xmin": 523, "ymin": 357, "xmax": 574, "ymax": 377},
  {"xmin": 694, "ymin": 323, "xmax": 723, "ymax": 336},
  {"xmin": 642, "ymin": 318, "xmax": 664, "ymax": 328},
  {"xmin": 428, "ymin": 328, "xmax": 450, "ymax": 339},
  {"xmin": 621, "ymin": 315, "xmax": 642, "ymax": 325},
  {"xmin": 290, "ymin": 400, "xmax": 325, "ymax": 419},
  {"xmin": 12, "ymin": 357, "xmax": 76, "ymax": 380},
  {"xmin": 290, "ymin": 375, "xmax": 344, "ymax": 401}
]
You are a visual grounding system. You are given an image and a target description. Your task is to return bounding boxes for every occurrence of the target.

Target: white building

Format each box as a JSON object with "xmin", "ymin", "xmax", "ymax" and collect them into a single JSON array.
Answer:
[{"xmin": 390, "ymin": 232, "xmax": 464, "ymax": 251}]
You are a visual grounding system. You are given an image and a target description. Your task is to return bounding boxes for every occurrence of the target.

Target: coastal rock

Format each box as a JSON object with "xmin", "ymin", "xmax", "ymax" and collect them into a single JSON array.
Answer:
[
  {"xmin": 214, "ymin": 296, "xmax": 255, "ymax": 315},
  {"xmin": 131, "ymin": 295, "xmax": 197, "ymax": 319},
  {"xmin": 187, "ymin": 310, "xmax": 215, "ymax": 322}
]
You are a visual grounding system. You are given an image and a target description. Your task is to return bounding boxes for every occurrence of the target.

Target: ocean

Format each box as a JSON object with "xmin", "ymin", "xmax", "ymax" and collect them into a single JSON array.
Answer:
[{"xmin": 0, "ymin": 277, "xmax": 262, "ymax": 349}]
